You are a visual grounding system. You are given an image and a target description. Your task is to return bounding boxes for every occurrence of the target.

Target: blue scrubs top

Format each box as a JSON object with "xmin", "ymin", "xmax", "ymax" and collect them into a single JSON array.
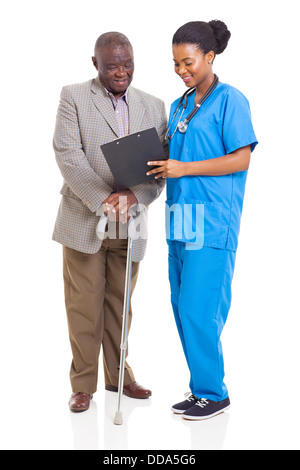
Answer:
[{"xmin": 166, "ymin": 82, "xmax": 258, "ymax": 251}]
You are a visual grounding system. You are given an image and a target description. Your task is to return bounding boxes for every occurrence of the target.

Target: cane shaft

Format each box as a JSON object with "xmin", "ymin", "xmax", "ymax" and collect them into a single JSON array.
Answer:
[{"xmin": 116, "ymin": 235, "xmax": 133, "ymax": 416}]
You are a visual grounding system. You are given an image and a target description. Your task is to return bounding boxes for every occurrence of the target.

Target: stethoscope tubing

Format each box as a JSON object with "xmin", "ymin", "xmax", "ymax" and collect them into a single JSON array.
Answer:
[{"xmin": 166, "ymin": 74, "xmax": 219, "ymax": 141}]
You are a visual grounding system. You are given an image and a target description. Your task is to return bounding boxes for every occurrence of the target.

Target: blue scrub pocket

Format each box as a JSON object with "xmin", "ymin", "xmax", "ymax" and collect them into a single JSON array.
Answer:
[{"xmin": 165, "ymin": 198, "xmax": 227, "ymax": 249}]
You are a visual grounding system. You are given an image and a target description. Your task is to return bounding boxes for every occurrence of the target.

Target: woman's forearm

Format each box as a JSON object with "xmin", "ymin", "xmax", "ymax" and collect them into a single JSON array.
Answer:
[
  {"xmin": 183, "ymin": 146, "xmax": 251, "ymax": 177},
  {"xmin": 147, "ymin": 146, "xmax": 251, "ymax": 179}
]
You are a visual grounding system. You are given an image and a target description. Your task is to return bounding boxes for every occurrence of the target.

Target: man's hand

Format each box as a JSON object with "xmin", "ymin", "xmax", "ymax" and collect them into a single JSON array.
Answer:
[{"xmin": 103, "ymin": 189, "xmax": 138, "ymax": 224}]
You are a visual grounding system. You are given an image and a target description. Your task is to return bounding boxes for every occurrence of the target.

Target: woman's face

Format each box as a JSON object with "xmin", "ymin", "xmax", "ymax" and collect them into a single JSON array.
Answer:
[{"xmin": 172, "ymin": 43, "xmax": 214, "ymax": 89}]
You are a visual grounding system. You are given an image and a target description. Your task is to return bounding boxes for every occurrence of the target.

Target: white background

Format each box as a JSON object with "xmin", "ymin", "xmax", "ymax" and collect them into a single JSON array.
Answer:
[{"xmin": 1, "ymin": 0, "xmax": 299, "ymax": 450}]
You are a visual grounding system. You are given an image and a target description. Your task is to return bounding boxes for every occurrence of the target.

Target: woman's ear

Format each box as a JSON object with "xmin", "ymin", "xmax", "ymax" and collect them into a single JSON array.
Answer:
[{"xmin": 207, "ymin": 51, "xmax": 215, "ymax": 64}]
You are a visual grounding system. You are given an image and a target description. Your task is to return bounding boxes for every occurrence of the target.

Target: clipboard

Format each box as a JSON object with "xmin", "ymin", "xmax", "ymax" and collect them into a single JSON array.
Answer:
[{"xmin": 101, "ymin": 127, "xmax": 167, "ymax": 189}]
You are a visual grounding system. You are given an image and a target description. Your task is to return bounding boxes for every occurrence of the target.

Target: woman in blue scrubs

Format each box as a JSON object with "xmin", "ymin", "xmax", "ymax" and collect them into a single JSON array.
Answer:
[{"xmin": 147, "ymin": 20, "xmax": 258, "ymax": 420}]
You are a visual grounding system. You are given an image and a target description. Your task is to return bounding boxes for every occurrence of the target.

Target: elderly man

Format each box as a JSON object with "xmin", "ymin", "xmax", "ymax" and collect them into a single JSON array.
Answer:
[{"xmin": 53, "ymin": 32, "xmax": 168, "ymax": 412}]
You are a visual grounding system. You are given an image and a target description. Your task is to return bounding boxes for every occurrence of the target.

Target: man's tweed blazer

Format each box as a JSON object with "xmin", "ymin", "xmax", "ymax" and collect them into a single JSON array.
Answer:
[{"xmin": 53, "ymin": 77, "xmax": 168, "ymax": 261}]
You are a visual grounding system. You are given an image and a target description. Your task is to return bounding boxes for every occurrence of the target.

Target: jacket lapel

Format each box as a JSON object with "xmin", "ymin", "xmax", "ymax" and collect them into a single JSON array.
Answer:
[
  {"xmin": 90, "ymin": 78, "xmax": 146, "ymax": 137},
  {"xmin": 128, "ymin": 87, "xmax": 145, "ymax": 134},
  {"xmin": 90, "ymin": 77, "xmax": 119, "ymax": 138}
]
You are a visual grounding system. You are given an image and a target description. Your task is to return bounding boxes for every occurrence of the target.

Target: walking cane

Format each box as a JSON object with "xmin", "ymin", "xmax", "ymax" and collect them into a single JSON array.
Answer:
[
  {"xmin": 114, "ymin": 223, "xmax": 133, "ymax": 425},
  {"xmin": 96, "ymin": 208, "xmax": 135, "ymax": 426}
]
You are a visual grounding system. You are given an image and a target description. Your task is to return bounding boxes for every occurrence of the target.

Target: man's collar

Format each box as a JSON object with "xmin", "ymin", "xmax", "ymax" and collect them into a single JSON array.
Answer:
[{"xmin": 104, "ymin": 86, "xmax": 129, "ymax": 104}]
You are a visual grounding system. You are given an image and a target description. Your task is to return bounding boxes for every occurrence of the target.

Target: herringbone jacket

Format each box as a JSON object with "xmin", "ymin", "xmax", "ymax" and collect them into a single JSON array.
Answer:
[{"xmin": 53, "ymin": 77, "xmax": 168, "ymax": 261}]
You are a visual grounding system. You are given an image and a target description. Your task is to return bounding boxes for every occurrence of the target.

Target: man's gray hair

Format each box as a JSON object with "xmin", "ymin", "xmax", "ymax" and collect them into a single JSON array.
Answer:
[{"xmin": 94, "ymin": 32, "xmax": 132, "ymax": 53}]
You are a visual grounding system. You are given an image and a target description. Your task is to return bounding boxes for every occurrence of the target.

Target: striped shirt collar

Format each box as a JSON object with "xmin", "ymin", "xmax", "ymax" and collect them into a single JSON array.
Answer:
[{"xmin": 104, "ymin": 86, "xmax": 129, "ymax": 105}]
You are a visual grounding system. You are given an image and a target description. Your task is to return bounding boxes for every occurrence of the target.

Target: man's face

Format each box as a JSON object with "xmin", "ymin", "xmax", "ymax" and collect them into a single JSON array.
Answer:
[{"xmin": 92, "ymin": 45, "xmax": 134, "ymax": 98}]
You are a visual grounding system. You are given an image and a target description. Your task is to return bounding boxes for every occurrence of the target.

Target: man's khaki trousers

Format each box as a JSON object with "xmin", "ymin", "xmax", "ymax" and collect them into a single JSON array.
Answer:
[{"xmin": 63, "ymin": 236, "xmax": 139, "ymax": 395}]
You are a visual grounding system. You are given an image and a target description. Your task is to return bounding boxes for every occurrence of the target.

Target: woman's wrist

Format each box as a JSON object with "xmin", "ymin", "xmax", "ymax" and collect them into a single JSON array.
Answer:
[
  {"xmin": 182, "ymin": 161, "xmax": 202, "ymax": 176},
  {"xmin": 182, "ymin": 161, "xmax": 191, "ymax": 176}
]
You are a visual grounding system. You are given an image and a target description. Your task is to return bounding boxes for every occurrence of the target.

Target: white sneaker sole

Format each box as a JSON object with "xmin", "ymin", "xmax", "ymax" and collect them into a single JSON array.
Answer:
[
  {"xmin": 171, "ymin": 407, "xmax": 186, "ymax": 414},
  {"xmin": 182, "ymin": 405, "xmax": 231, "ymax": 421}
]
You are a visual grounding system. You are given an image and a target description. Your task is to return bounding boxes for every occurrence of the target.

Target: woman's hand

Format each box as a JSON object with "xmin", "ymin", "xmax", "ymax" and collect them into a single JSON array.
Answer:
[{"xmin": 147, "ymin": 159, "xmax": 186, "ymax": 179}]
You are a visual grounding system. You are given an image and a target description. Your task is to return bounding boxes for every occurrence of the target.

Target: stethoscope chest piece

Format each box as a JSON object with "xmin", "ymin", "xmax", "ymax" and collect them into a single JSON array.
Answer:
[{"xmin": 178, "ymin": 120, "xmax": 188, "ymax": 133}]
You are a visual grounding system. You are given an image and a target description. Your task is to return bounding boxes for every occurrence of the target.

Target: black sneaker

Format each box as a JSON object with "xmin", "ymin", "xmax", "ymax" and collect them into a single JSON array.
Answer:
[
  {"xmin": 171, "ymin": 393, "xmax": 198, "ymax": 414},
  {"xmin": 182, "ymin": 397, "xmax": 230, "ymax": 420}
]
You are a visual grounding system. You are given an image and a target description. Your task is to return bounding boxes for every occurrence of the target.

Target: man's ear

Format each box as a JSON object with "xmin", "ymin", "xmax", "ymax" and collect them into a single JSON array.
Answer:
[{"xmin": 92, "ymin": 56, "xmax": 98, "ymax": 70}]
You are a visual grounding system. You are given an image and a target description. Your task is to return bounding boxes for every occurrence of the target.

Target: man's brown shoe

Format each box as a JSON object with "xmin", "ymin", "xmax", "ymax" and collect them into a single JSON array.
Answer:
[
  {"xmin": 69, "ymin": 392, "xmax": 93, "ymax": 412},
  {"xmin": 105, "ymin": 381, "xmax": 152, "ymax": 399}
]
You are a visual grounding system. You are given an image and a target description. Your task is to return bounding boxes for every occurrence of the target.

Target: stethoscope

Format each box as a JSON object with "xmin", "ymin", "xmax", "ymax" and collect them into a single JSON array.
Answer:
[{"xmin": 165, "ymin": 74, "xmax": 219, "ymax": 141}]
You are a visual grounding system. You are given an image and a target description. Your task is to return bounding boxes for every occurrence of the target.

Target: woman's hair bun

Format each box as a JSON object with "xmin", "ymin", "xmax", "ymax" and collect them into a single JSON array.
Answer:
[
  {"xmin": 208, "ymin": 20, "xmax": 231, "ymax": 54},
  {"xmin": 172, "ymin": 20, "xmax": 231, "ymax": 56}
]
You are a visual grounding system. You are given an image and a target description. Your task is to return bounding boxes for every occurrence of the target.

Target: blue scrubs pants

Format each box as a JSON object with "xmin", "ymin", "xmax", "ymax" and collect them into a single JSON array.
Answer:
[{"xmin": 168, "ymin": 241, "xmax": 236, "ymax": 402}]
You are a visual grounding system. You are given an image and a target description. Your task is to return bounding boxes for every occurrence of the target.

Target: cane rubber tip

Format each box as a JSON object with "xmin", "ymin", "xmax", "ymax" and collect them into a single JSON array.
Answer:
[{"xmin": 114, "ymin": 411, "xmax": 123, "ymax": 425}]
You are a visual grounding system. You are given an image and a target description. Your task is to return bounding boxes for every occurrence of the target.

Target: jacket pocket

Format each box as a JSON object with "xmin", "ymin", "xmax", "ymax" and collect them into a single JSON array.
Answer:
[{"xmin": 165, "ymin": 198, "xmax": 228, "ymax": 249}]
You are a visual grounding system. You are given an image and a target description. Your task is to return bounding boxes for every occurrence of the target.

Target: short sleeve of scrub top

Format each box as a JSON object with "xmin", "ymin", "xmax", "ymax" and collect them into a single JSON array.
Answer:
[
  {"xmin": 166, "ymin": 83, "xmax": 258, "ymax": 251},
  {"xmin": 222, "ymin": 87, "xmax": 258, "ymax": 154}
]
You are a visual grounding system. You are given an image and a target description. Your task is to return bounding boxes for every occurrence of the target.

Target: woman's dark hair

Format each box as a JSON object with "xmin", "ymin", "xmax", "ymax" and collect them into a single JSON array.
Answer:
[{"xmin": 172, "ymin": 20, "xmax": 231, "ymax": 56}]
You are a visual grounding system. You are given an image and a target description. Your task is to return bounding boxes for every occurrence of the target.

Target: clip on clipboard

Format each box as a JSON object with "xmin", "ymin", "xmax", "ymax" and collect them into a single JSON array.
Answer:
[{"xmin": 101, "ymin": 127, "xmax": 167, "ymax": 189}]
